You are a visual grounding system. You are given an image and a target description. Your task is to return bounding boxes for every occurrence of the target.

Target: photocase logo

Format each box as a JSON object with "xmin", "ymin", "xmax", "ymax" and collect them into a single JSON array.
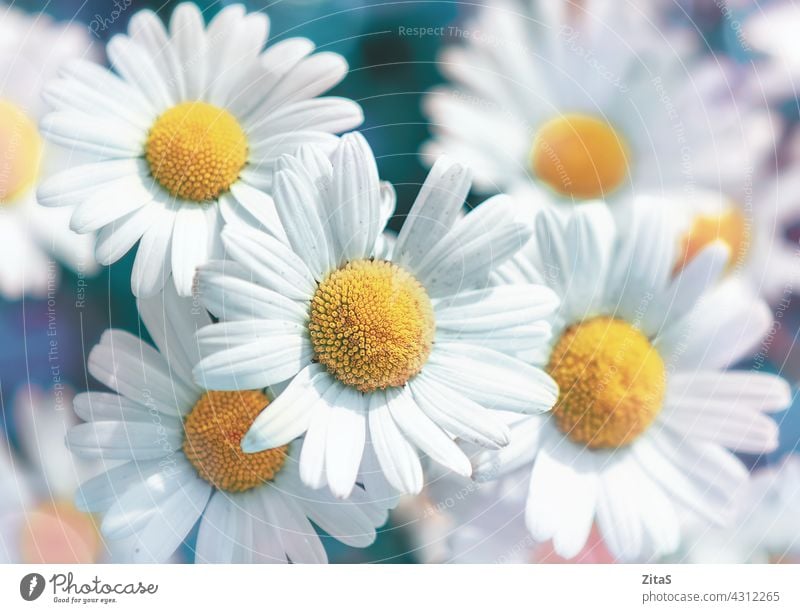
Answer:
[{"xmin": 20, "ymin": 573, "xmax": 45, "ymax": 601}]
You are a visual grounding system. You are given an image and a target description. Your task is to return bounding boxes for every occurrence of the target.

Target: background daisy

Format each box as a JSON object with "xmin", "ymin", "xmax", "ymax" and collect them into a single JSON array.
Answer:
[
  {"xmin": 477, "ymin": 200, "xmax": 791, "ymax": 561},
  {"xmin": 0, "ymin": 4, "xmax": 99, "ymax": 298},
  {"xmin": 193, "ymin": 132, "xmax": 558, "ymax": 499},
  {"xmin": 0, "ymin": 386, "xmax": 110, "ymax": 563},
  {"xmin": 38, "ymin": 2, "xmax": 362, "ymax": 297},
  {"xmin": 422, "ymin": 0, "xmax": 774, "ymax": 207},
  {"xmin": 668, "ymin": 455, "xmax": 800, "ymax": 563}
]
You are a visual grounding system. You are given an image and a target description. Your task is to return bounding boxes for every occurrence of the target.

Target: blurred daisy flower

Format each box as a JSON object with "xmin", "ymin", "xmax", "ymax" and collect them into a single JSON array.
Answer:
[
  {"xmin": 474, "ymin": 200, "xmax": 791, "ymax": 561},
  {"xmin": 395, "ymin": 459, "xmax": 615, "ymax": 563},
  {"xmin": 0, "ymin": 5, "xmax": 100, "ymax": 298},
  {"xmin": 193, "ymin": 133, "xmax": 559, "ymax": 499},
  {"xmin": 67, "ymin": 282, "xmax": 388, "ymax": 563},
  {"xmin": 670, "ymin": 455, "xmax": 800, "ymax": 563},
  {"xmin": 38, "ymin": 2, "xmax": 362, "ymax": 297},
  {"xmin": 0, "ymin": 386, "xmax": 105, "ymax": 563},
  {"xmin": 422, "ymin": 0, "xmax": 773, "ymax": 205}
]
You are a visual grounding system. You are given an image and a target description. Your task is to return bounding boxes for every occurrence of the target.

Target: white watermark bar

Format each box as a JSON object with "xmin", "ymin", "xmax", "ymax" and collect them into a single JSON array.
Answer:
[{"xmin": 0, "ymin": 564, "xmax": 798, "ymax": 611}]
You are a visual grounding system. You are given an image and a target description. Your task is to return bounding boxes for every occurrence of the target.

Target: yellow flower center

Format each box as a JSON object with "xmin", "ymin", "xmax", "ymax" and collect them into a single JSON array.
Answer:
[
  {"xmin": 547, "ymin": 317, "xmax": 665, "ymax": 449},
  {"xmin": 309, "ymin": 259, "xmax": 435, "ymax": 393},
  {"xmin": 530, "ymin": 113, "xmax": 629, "ymax": 200},
  {"xmin": 675, "ymin": 206, "xmax": 749, "ymax": 274},
  {"xmin": 19, "ymin": 500, "xmax": 101, "ymax": 564},
  {"xmin": 145, "ymin": 101, "xmax": 248, "ymax": 202},
  {"xmin": 0, "ymin": 99, "xmax": 43, "ymax": 205},
  {"xmin": 183, "ymin": 390, "xmax": 288, "ymax": 493}
]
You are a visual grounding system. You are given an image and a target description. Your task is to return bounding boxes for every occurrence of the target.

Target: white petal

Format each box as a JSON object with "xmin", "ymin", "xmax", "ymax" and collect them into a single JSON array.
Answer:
[
  {"xmin": 171, "ymin": 204, "xmax": 210, "ymax": 297},
  {"xmin": 42, "ymin": 111, "xmax": 144, "ymax": 157},
  {"xmin": 193, "ymin": 326, "xmax": 312, "ymax": 390},
  {"xmin": 595, "ymin": 457, "xmax": 645, "ymax": 561},
  {"xmin": 472, "ymin": 416, "xmax": 544, "ymax": 481},
  {"xmin": 410, "ymin": 374, "xmax": 510, "ymax": 449},
  {"xmin": 387, "ymin": 385, "xmax": 472, "ymax": 477},
  {"xmin": 128, "ymin": 9, "xmax": 185, "ymax": 103},
  {"xmin": 88, "ymin": 329, "xmax": 197, "ymax": 415},
  {"xmin": 367, "ymin": 391, "xmax": 423, "ymax": 494},
  {"xmin": 59, "ymin": 59, "xmax": 156, "ymax": 120},
  {"xmin": 267, "ymin": 490, "xmax": 327, "ymax": 563},
  {"xmin": 242, "ymin": 364, "xmax": 332, "ymax": 451},
  {"xmin": 197, "ymin": 262, "xmax": 309, "ymax": 323},
  {"xmin": 75, "ymin": 459, "xmax": 164, "ymax": 513},
  {"xmin": 70, "ymin": 177, "xmax": 154, "ymax": 233},
  {"xmin": 252, "ymin": 97, "xmax": 362, "ymax": 137},
  {"xmin": 95, "ymin": 203, "xmax": 160, "ymax": 265},
  {"xmin": 394, "ymin": 157, "xmax": 471, "ymax": 270},
  {"xmin": 414, "ymin": 195, "xmax": 532, "ymax": 297},
  {"xmin": 328, "ymin": 132, "xmax": 383, "ymax": 263},
  {"xmin": 37, "ymin": 159, "xmax": 146, "ymax": 208},
  {"xmin": 524, "ymin": 432, "xmax": 598, "ymax": 559},
  {"xmin": 169, "ymin": 2, "xmax": 207, "ymax": 100},
  {"xmin": 136, "ymin": 278, "xmax": 213, "ymax": 387},
  {"xmin": 129, "ymin": 474, "xmax": 211, "ymax": 562},
  {"xmin": 273, "ymin": 168, "xmax": 333, "ymax": 279},
  {"xmin": 67, "ymin": 421, "xmax": 182, "ymax": 460},
  {"xmin": 325, "ymin": 387, "xmax": 367, "ymax": 498},
  {"xmin": 426, "ymin": 343, "xmax": 558, "ymax": 413},
  {"xmin": 107, "ymin": 35, "xmax": 172, "ymax": 110},
  {"xmin": 662, "ymin": 377, "xmax": 780, "ymax": 454},
  {"xmin": 656, "ymin": 279, "xmax": 772, "ymax": 370},
  {"xmin": 222, "ymin": 184, "xmax": 287, "ymax": 242},
  {"xmin": 631, "ymin": 431, "xmax": 746, "ymax": 523},
  {"xmin": 290, "ymin": 481, "xmax": 379, "ymax": 548},
  {"xmin": 641, "ymin": 242, "xmax": 730, "ymax": 337},
  {"xmin": 299, "ymin": 385, "xmax": 342, "ymax": 489},
  {"xmin": 131, "ymin": 207, "xmax": 175, "ymax": 298},
  {"xmin": 195, "ymin": 491, "xmax": 238, "ymax": 563},
  {"xmin": 254, "ymin": 52, "xmax": 347, "ymax": 117},
  {"xmin": 220, "ymin": 224, "xmax": 316, "ymax": 300},
  {"xmin": 73, "ymin": 392, "xmax": 155, "ymax": 424},
  {"xmin": 560, "ymin": 203, "xmax": 615, "ymax": 321}
]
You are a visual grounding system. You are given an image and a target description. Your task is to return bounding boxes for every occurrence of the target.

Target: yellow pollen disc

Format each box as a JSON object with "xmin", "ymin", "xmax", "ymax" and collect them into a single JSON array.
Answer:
[
  {"xmin": 19, "ymin": 500, "xmax": 101, "ymax": 564},
  {"xmin": 145, "ymin": 101, "xmax": 248, "ymax": 202},
  {"xmin": 183, "ymin": 390, "xmax": 288, "ymax": 493},
  {"xmin": 675, "ymin": 207, "xmax": 749, "ymax": 274},
  {"xmin": 0, "ymin": 99, "xmax": 43, "ymax": 205},
  {"xmin": 530, "ymin": 113, "xmax": 629, "ymax": 200},
  {"xmin": 309, "ymin": 259, "xmax": 435, "ymax": 393},
  {"xmin": 547, "ymin": 317, "xmax": 665, "ymax": 449}
]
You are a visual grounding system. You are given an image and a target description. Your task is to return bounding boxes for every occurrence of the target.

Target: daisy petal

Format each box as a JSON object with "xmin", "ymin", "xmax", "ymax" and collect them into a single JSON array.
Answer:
[
  {"xmin": 328, "ymin": 132, "xmax": 383, "ymax": 263},
  {"xmin": 387, "ymin": 386, "xmax": 472, "ymax": 477},
  {"xmin": 171, "ymin": 204, "xmax": 209, "ymax": 296},
  {"xmin": 393, "ymin": 157, "xmax": 471, "ymax": 270},
  {"xmin": 325, "ymin": 387, "xmax": 367, "ymax": 498},
  {"xmin": 410, "ymin": 374, "xmax": 510, "ymax": 449},
  {"xmin": 242, "ymin": 364, "xmax": 331, "ymax": 451},
  {"xmin": 426, "ymin": 343, "xmax": 558, "ymax": 413},
  {"xmin": 368, "ymin": 391, "xmax": 423, "ymax": 495}
]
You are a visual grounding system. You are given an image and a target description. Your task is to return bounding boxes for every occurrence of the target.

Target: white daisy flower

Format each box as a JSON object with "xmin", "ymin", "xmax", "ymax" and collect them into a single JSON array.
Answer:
[
  {"xmin": 422, "ymin": 0, "xmax": 774, "ymax": 204},
  {"xmin": 67, "ymin": 283, "xmax": 388, "ymax": 563},
  {"xmin": 38, "ymin": 2, "xmax": 362, "ymax": 297},
  {"xmin": 0, "ymin": 386, "xmax": 109, "ymax": 563},
  {"xmin": 475, "ymin": 200, "xmax": 790, "ymax": 561},
  {"xmin": 0, "ymin": 5, "xmax": 100, "ymax": 298},
  {"xmin": 192, "ymin": 132, "xmax": 560, "ymax": 499},
  {"xmin": 669, "ymin": 455, "xmax": 800, "ymax": 563}
]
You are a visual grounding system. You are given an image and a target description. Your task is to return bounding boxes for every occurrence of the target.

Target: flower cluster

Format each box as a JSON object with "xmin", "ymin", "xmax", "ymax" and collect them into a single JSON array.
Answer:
[{"xmin": 1, "ymin": 0, "xmax": 798, "ymax": 564}]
